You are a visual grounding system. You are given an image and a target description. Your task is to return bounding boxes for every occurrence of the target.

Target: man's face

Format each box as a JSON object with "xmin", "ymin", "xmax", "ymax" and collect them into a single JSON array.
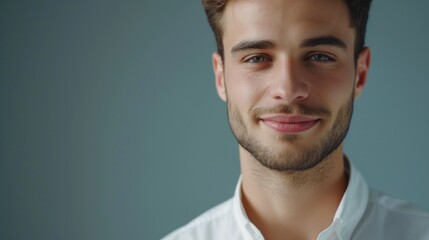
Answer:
[{"xmin": 213, "ymin": 0, "xmax": 369, "ymax": 171}]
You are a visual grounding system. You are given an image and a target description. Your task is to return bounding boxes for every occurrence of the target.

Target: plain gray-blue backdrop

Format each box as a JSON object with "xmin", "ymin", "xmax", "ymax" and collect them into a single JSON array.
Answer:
[{"xmin": 1, "ymin": 0, "xmax": 429, "ymax": 239}]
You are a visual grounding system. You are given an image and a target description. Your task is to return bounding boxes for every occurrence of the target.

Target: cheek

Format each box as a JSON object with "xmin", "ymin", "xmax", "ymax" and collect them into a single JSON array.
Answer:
[
  {"xmin": 225, "ymin": 70, "xmax": 266, "ymax": 107},
  {"xmin": 308, "ymin": 68, "xmax": 355, "ymax": 103}
]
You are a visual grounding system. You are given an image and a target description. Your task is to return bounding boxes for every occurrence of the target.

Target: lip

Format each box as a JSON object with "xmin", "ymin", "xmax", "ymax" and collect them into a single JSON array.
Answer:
[{"xmin": 260, "ymin": 115, "xmax": 320, "ymax": 133}]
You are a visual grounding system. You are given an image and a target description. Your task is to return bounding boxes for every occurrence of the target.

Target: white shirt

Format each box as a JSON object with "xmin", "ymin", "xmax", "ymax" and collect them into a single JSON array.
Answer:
[{"xmin": 162, "ymin": 162, "xmax": 429, "ymax": 239}]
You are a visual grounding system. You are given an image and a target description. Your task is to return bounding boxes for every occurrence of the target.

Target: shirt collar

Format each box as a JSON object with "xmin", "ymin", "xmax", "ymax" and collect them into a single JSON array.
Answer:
[
  {"xmin": 232, "ymin": 157, "xmax": 370, "ymax": 240},
  {"xmin": 331, "ymin": 158, "xmax": 369, "ymax": 239},
  {"xmin": 232, "ymin": 175, "xmax": 265, "ymax": 239}
]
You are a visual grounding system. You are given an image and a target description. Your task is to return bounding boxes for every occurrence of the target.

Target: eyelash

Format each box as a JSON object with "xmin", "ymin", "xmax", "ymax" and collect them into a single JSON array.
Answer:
[
  {"xmin": 244, "ymin": 55, "xmax": 272, "ymax": 64},
  {"xmin": 242, "ymin": 53, "xmax": 335, "ymax": 66},
  {"xmin": 307, "ymin": 53, "xmax": 335, "ymax": 62}
]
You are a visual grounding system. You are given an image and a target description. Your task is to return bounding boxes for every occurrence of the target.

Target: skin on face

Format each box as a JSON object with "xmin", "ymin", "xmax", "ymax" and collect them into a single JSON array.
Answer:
[{"xmin": 213, "ymin": 0, "xmax": 370, "ymax": 172}]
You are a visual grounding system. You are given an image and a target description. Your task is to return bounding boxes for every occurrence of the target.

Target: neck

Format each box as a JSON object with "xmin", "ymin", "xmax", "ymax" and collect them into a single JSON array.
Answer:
[{"xmin": 239, "ymin": 145, "xmax": 348, "ymax": 240}]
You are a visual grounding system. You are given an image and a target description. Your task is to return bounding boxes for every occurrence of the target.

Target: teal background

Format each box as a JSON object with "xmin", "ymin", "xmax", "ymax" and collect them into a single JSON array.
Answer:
[{"xmin": 1, "ymin": 0, "xmax": 428, "ymax": 239}]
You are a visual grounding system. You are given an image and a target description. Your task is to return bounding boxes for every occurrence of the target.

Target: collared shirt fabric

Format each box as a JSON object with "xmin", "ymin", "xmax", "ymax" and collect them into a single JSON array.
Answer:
[{"xmin": 162, "ymin": 162, "xmax": 429, "ymax": 240}]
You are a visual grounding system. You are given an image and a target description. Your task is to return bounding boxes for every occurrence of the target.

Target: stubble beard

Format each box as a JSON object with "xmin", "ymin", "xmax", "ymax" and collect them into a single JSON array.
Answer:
[{"xmin": 227, "ymin": 97, "xmax": 354, "ymax": 172}]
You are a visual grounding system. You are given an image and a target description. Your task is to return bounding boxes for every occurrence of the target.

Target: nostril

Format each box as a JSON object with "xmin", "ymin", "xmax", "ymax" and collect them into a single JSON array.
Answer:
[{"xmin": 270, "ymin": 83, "xmax": 309, "ymax": 103}]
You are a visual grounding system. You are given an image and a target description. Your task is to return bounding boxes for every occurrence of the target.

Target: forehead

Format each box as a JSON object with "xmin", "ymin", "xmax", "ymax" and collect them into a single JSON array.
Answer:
[{"xmin": 222, "ymin": 0, "xmax": 354, "ymax": 50}]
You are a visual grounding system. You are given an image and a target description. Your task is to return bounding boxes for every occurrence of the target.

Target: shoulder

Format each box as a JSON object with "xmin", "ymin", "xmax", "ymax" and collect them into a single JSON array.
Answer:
[
  {"xmin": 368, "ymin": 189, "xmax": 429, "ymax": 222},
  {"xmin": 162, "ymin": 198, "xmax": 238, "ymax": 240},
  {"xmin": 353, "ymin": 189, "xmax": 429, "ymax": 239}
]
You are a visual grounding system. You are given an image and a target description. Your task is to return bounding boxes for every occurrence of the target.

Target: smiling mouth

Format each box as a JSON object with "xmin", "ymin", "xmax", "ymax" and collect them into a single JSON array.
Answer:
[{"xmin": 260, "ymin": 115, "xmax": 320, "ymax": 133}]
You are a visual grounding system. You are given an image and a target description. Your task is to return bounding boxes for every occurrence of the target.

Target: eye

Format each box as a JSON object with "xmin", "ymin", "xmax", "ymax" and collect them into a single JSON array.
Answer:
[
  {"xmin": 244, "ymin": 55, "xmax": 272, "ymax": 64},
  {"xmin": 308, "ymin": 53, "xmax": 334, "ymax": 62}
]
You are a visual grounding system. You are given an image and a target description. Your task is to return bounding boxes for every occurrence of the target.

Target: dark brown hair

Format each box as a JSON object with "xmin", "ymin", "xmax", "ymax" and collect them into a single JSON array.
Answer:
[{"xmin": 202, "ymin": 0, "xmax": 372, "ymax": 59}]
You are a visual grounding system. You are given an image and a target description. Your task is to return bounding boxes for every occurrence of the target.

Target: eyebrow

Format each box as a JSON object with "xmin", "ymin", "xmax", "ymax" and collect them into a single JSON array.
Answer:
[
  {"xmin": 230, "ymin": 36, "xmax": 347, "ymax": 55},
  {"xmin": 300, "ymin": 36, "xmax": 347, "ymax": 50},
  {"xmin": 231, "ymin": 40, "xmax": 276, "ymax": 55}
]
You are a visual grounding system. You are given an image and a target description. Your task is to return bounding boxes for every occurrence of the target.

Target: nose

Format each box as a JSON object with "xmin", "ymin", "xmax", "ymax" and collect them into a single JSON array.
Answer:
[{"xmin": 269, "ymin": 58, "xmax": 309, "ymax": 103}]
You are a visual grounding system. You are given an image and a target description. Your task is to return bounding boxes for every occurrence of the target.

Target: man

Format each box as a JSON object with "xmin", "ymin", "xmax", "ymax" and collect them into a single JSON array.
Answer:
[{"xmin": 163, "ymin": 0, "xmax": 429, "ymax": 239}]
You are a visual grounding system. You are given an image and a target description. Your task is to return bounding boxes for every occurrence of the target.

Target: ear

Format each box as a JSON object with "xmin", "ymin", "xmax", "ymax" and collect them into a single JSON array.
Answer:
[
  {"xmin": 353, "ymin": 47, "xmax": 371, "ymax": 99},
  {"xmin": 212, "ymin": 52, "xmax": 227, "ymax": 102}
]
